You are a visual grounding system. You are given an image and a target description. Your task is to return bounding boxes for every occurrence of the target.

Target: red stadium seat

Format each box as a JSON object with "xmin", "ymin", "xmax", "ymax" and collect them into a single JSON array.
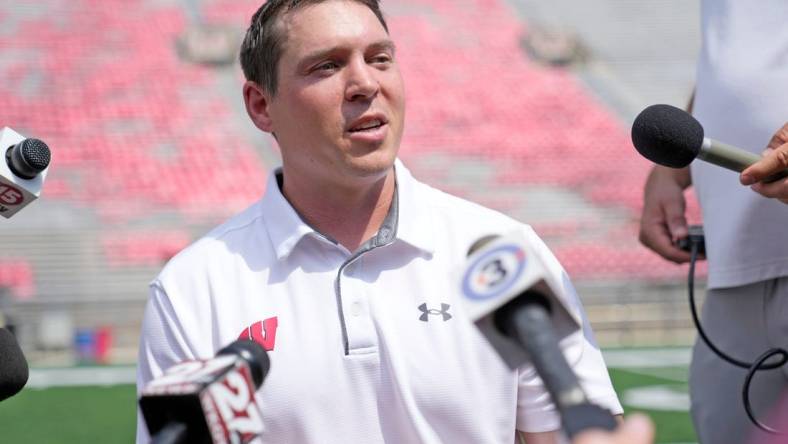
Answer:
[{"xmin": 0, "ymin": 0, "xmax": 700, "ymax": 281}]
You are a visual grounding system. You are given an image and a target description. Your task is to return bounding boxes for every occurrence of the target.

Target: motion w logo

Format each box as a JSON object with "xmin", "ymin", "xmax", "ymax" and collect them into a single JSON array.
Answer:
[
  {"xmin": 418, "ymin": 303, "xmax": 452, "ymax": 322},
  {"xmin": 238, "ymin": 316, "xmax": 278, "ymax": 351}
]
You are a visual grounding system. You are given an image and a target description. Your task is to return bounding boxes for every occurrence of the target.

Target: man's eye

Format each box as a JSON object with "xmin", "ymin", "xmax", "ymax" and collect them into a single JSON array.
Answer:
[
  {"xmin": 315, "ymin": 61, "xmax": 339, "ymax": 71},
  {"xmin": 370, "ymin": 54, "xmax": 392, "ymax": 65}
]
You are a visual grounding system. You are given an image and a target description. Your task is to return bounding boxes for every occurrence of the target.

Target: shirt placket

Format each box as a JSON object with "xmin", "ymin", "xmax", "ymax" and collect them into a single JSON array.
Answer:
[
  {"xmin": 339, "ymin": 257, "xmax": 377, "ymax": 354},
  {"xmin": 332, "ymin": 183, "xmax": 398, "ymax": 355}
]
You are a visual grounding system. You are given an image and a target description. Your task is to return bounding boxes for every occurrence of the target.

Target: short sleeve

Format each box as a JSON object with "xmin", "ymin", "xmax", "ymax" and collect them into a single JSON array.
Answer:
[
  {"xmin": 135, "ymin": 281, "xmax": 197, "ymax": 444},
  {"xmin": 515, "ymin": 227, "xmax": 623, "ymax": 433},
  {"xmin": 515, "ymin": 328, "xmax": 623, "ymax": 433}
]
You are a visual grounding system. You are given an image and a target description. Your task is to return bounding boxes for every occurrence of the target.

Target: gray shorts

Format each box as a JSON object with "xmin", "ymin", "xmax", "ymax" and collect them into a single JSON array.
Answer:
[{"xmin": 689, "ymin": 277, "xmax": 788, "ymax": 444}]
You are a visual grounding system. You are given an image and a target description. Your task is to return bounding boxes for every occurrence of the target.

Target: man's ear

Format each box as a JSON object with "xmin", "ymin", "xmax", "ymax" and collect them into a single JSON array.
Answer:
[{"xmin": 243, "ymin": 81, "xmax": 275, "ymax": 133}]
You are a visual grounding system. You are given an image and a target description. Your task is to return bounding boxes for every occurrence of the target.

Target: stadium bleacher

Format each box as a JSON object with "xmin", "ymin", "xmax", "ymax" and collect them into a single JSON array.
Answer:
[
  {"xmin": 0, "ymin": 259, "xmax": 34, "ymax": 299},
  {"xmin": 0, "ymin": 0, "xmax": 703, "ymax": 364}
]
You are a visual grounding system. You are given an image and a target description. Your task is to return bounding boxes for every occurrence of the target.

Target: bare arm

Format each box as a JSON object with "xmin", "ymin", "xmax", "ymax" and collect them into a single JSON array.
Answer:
[
  {"xmin": 518, "ymin": 430, "xmax": 561, "ymax": 444},
  {"xmin": 517, "ymin": 415, "xmax": 624, "ymax": 444},
  {"xmin": 639, "ymin": 165, "xmax": 694, "ymax": 263},
  {"xmin": 572, "ymin": 414, "xmax": 654, "ymax": 444},
  {"xmin": 638, "ymin": 91, "xmax": 699, "ymax": 263}
]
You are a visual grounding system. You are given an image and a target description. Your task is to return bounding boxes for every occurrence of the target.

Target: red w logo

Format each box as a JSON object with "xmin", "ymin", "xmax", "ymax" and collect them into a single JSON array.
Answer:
[{"xmin": 238, "ymin": 317, "xmax": 278, "ymax": 351}]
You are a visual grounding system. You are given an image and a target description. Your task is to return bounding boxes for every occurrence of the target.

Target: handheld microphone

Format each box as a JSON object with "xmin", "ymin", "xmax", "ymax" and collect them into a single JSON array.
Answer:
[
  {"xmin": 458, "ymin": 233, "xmax": 617, "ymax": 438},
  {"xmin": 139, "ymin": 340, "xmax": 270, "ymax": 444},
  {"xmin": 0, "ymin": 327, "xmax": 29, "ymax": 402},
  {"xmin": 631, "ymin": 104, "xmax": 788, "ymax": 182},
  {"xmin": 0, "ymin": 127, "xmax": 51, "ymax": 219}
]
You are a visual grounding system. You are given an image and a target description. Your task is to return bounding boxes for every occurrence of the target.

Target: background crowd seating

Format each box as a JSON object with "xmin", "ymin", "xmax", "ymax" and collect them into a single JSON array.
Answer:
[{"xmin": 0, "ymin": 0, "xmax": 704, "ymax": 363}]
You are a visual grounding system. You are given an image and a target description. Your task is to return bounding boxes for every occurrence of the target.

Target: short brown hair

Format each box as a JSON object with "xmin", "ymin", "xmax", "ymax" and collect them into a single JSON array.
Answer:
[{"xmin": 239, "ymin": 0, "xmax": 389, "ymax": 96}]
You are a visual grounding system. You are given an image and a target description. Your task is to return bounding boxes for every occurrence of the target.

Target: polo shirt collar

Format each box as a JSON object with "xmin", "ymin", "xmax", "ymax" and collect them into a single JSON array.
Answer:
[
  {"xmin": 393, "ymin": 159, "xmax": 435, "ymax": 255},
  {"xmin": 260, "ymin": 169, "xmax": 315, "ymax": 260},
  {"xmin": 260, "ymin": 159, "xmax": 435, "ymax": 260}
]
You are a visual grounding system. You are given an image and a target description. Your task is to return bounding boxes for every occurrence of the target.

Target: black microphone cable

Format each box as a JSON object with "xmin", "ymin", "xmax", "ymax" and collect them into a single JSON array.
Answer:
[{"xmin": 685, "ymin": 232, "xmax": 787, "ymax": 434}]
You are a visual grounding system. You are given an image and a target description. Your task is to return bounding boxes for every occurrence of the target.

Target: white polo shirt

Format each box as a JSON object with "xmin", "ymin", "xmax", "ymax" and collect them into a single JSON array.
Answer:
[{"xmin": 136, "ymin": 159, "xmax": 622, "ymax": 443}]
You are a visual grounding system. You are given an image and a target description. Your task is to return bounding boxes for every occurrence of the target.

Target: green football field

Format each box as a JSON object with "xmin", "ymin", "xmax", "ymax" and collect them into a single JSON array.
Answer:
[
  {"xmin": 0, "ymin": 366, "xmax": 696, "ymax": 443},
  {"xmin": 610, "ymin": 368, "xmax": 696, "ymax": 443}
]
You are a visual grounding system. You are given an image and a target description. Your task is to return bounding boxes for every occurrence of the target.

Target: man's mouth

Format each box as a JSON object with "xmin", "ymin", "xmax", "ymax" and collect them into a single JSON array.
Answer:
[{"xmin": 349, "ymin": 119, "xmax": 385, "ymax": 132}]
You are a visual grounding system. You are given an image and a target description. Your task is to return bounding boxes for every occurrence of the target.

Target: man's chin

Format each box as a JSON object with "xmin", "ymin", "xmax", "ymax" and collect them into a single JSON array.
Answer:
[{"xmin": 345, "ymin": 150, "xmax": 397, "ymax": 178}]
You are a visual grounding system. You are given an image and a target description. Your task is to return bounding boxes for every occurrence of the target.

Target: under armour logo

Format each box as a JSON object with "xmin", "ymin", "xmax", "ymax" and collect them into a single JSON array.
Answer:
[{"xmin": 418, "ymin": 303, "xmax": 452, "ymax": 322}]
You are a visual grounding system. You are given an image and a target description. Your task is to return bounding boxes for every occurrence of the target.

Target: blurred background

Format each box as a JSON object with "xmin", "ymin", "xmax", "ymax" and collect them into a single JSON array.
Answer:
[{"xmin": 0, "ymin": 0, "xmax": 705, "ymax": 442}]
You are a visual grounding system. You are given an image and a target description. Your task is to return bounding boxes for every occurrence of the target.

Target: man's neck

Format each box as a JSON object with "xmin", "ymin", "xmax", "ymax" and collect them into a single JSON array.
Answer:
[{"xmin": 281, "ymin": 168, "xmax": 396, "ymax": 252}]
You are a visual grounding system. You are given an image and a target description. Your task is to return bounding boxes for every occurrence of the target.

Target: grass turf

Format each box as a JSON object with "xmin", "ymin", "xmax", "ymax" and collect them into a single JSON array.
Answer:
[
  {"xmin": 0, "ymin": 384, "xmax": 137, "ymax": 443},
  {"xmin": 0, "ymin": 369, "xmax": 696, "ymax": 443},
  {"xmin": 609, "ymin": 368, "xmax": 696, "ymax": 443}
]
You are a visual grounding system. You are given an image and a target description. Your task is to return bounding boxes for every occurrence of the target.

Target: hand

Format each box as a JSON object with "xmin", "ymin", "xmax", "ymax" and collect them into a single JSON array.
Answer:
[
  {"xmin": 573, "ymin": 414, "xmax": 655, "ymax": 444},
  {"xmin": 639, "ymin": 165, "xmax": 693, "ymax": 263},
  {"xmin": 740, "ymin": 123, "xmax": 788, "ymax": 204}
]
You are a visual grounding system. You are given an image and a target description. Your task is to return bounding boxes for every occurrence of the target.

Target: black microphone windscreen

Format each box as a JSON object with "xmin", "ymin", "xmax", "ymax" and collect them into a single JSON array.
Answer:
[
  {"xmin": 0, "ymin": 328, "xmax": 29, "ymax": 401},
  {"xmin": 19, "ymin": 139, "xmax": 51, "ymax": 171},
  {"xmin": 631, "ymin": 104, "xmax": 704, "ymax": 168},
  {"xmin": 218, "ymin": 339, "xmax": 270, "ymax": 389},
  {"xmin": 7, "ymin": 138, "xmax": 51, "ymax": 179}
]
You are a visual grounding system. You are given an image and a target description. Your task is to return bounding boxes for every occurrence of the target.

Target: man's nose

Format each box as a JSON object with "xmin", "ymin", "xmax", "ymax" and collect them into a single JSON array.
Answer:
[{"xmin": 345, "ymin": 58, "xmax": 379, "ymax": 101}]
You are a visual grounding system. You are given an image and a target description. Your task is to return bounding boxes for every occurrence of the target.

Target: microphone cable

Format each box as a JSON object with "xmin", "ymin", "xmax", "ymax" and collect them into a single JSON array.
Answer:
[{"xmin": 685, "ymin": 233, "xmax": 787, "ymax": 434}]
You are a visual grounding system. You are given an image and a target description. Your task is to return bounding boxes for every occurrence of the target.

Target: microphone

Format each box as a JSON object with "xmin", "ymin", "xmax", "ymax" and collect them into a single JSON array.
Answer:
[
  {"xmin": 458, "ymin": 233, "xmax": 617, "ymax": 438},
  {"xmin": 139, "ymin": 339, "xmax": 270, "ymax": 444},
  {"xmin": 631, "ymin": 104, "xmax": 788, "ymax": 182},
  {"xmin": 0, "ymin": 327, "xmax": 29, "ymax": 402},
  {"xmin": 0, "ymin": 127, "xmax": 51, "ymax": 219}
]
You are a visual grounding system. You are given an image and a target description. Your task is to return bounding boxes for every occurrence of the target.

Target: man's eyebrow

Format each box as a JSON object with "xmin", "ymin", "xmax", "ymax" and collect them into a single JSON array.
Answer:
[
  {"xmin": 368, "ymin": 39, "xmax": 397, "ymax": 55},
  {"xmin": 297, "ymin": 39, "xmax": 397, "ymax": 69}
]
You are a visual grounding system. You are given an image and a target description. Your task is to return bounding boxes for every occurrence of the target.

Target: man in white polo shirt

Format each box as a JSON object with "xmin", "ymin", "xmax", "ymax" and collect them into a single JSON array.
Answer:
[{"xmin": 136, "ymin": 1, "xmax": 623, "ymax": 442}]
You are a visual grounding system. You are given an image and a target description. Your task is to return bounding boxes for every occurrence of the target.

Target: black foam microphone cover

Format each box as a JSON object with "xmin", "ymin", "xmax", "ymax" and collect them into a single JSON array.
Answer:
[
  {"xmin": 631, "ymin": 104, "xmax": 704, "ymax": 168},
  {"xmin": 0, "ymin": 328, "xmax": 29, "ymax": 401}
]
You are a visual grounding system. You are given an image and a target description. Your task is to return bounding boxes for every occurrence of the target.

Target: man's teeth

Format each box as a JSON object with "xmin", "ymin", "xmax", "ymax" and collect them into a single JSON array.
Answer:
[{"xmin": 352, "ymin": 120, "xmax": 382, "ymax": 131}]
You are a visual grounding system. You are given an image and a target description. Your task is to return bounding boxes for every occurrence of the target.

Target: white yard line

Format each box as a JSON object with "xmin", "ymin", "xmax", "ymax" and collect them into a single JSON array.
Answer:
[
  {"xmin": 26, "ymin": 366, "xmax": 136, "ymax": 389},
  {"xmin": 603, "ymin": 348, "xmax": 692, "ymax": 368},
  {"xmin": 23, "ymin": 348, "xmax": 693, "ymax": 389},
  {"xmin": 623, "ymin": 385, "xmax": 690, "ymax": 411}
]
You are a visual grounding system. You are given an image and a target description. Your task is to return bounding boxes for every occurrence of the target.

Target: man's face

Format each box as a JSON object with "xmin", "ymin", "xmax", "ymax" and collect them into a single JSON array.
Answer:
[{"xmin": 266, "ymin": 0, "xmax": 405, "ymax": 185}]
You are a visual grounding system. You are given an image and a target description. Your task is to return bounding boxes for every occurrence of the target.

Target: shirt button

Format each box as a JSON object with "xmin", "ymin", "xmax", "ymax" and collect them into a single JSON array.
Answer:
[{"xmin": 351, "ymin": 301, "xmax": 362, "ymax": 316}]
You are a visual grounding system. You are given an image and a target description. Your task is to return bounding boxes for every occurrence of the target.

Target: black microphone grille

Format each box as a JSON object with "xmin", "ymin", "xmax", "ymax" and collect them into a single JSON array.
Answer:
[
  {"xmin": 0, "ymin": 328, "xmax": 29, "ymax": 402},
  {"xmin": 19, "ymin": 139, "xmax": 51, "ymax": 171},
  {"xmin": 631, "ymin": 104, "xmax": 704, "ymax": 168},
  {"xmin": 218, "ymin": 339, "xmax": 270, "ymax": 389}
]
